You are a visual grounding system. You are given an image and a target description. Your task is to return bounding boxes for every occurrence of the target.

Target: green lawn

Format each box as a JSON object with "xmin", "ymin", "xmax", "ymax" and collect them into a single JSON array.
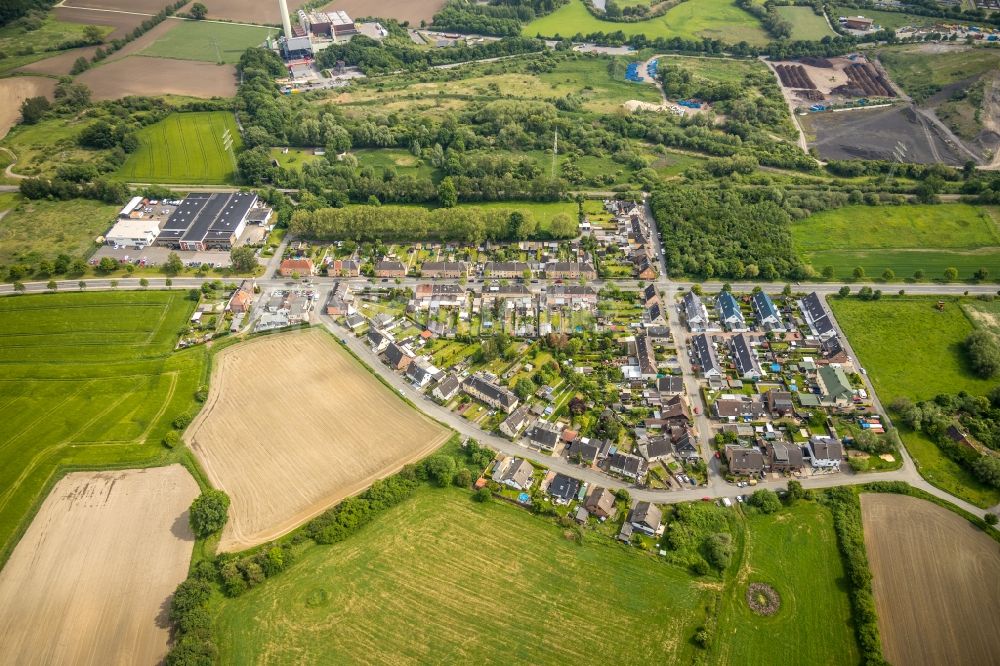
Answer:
[
  {"xmin": 140, "ymin": 21, "xmax": 277, "ymax": 64},
  {"xmin": 1, "ymin": 115, "xmax": 104, "ymax": 179},
  {"xmin": 0, "ymin": 197, "xmax": 117, "ymax": 266},
  {"xmin": 269, "ymin": 146, "xmax": 323, "ymax": 170},
  {"xmin": 829, "ymin": 296, "xmax": 1000, "ymax": 507},
  {"xmin": 117, "ymin": 111, "xmax": 241, "ymax": 184},
  {"xmin": 523, "ymin": 0, "xmax": 771, "ymax": 46},
  {"xmin": 213, "ymin": 486, "xmax": 711, "ymax": 664},
  {"xmin": 792, "ymin": 204, "xmax": 1000, "ymax": 280},
  {"xmin": 0, "ymin": 291, "xmax": 207, "ymax": 566},
  {"xmin": 775, "ymin": 6, "xmax": 835, "ymax": 41},
  {"xmin": 712, "ymin": 502, "xmax": 858, "ymax": 665},
  {"xmin": 354, "ymin": 148, "xmax": 437, "ymax": 179},
  {"xmin": 830, "ymin": 5, "xmax": 939, "ymax": 30},
  {"xmin": 0, "ymin": 16, "xmax": 113, "ymax": 76}
]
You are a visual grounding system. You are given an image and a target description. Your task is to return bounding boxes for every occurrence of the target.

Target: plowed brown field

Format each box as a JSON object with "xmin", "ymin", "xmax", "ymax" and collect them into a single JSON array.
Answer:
[
  {"xmin": 0, "ymin": 465, "xmax": 199, "ymax": 665},
  {"xmin": 861, "ymin": 493, "xmax": 1000, "ymax": 666},
  {"xmin": 78, "ymin": 56, "xmax": 237, "ymax": 99},
  {"xmin": 187, "ymin": 329, "xmax": 450, "ymax": 552}
]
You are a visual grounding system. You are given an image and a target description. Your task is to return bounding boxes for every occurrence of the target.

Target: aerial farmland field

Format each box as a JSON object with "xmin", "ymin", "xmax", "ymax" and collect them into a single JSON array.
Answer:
[
  {"xmin": 792, "ymin": 204, "xmax": 1000, "ymax": 280},
  {"xmin": 117, "ymin": 111, "xmax": 241, "ymax": 184},
  {"xmin": 213, "ymin": 486, "xmax": 712, "ymax": 664},
  {"xmin": 186, "ymin": 329, "xmax": 451, "ymax": 551},
  {"xmin": 140, "ymin": 21, "xmax": 277, "ymax": 64},
  {"xmin": 0, "ymin": 291, "xmax": 206, "ymax": 564},
  {"xmin": 861, "ymin": 493, "xmax": 1000, "ymax": 666},
  {"xmin": 0, "ymin": 466, "xmax": 199, "ymax": 664},
  {"xmin": 774, "ymin": 6, "xmax": 835, "ymax": 41}
]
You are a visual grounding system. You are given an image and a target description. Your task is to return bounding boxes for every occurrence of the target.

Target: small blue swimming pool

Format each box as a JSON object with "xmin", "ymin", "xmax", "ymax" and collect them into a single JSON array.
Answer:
[{"xmin": 518, "ymin": 492, "xmax": 530, "ymax": 503}]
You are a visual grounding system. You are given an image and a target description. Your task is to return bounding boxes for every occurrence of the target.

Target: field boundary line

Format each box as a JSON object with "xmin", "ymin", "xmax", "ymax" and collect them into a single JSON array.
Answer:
[{"xmin": 136, "ymin": 370, "xmax": 179, "ymax": 443}]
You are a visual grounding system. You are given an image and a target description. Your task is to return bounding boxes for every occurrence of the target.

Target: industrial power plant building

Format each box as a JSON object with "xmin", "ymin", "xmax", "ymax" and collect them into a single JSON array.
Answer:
[{"xmin": 156, "ymin": 192, "xmax": 258, "ymax": 251}]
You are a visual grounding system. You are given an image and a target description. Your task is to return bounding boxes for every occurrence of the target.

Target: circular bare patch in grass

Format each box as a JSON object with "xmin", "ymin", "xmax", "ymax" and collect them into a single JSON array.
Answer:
[
  {"xmin": 305, "ymin": 588, "xmax": 329, "ymax": 608},
  {"xmin": 747, "ymin": 583, "xmax": 780, "ymax": 616}
]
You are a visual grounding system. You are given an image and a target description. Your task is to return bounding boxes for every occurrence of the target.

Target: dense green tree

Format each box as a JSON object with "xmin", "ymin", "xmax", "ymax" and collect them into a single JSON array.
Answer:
[{"xmin": 188, "ymin": 489, "xmax": 231, "ymax": 537}]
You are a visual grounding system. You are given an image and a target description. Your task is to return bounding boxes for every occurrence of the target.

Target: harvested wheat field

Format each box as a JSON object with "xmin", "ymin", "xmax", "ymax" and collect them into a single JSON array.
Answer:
[
  {"xmin": 861, "ymin": 493, "xmax": 1000, "ymax": 666},
  {"xmin": 0, "ymin": 77, "xmax": 57, "ymax": 139},
  {"xmin": 78, "ymin": 56, "xmax": 237, "ymax": 99},
  {"xmin": 187, "ymin": 328, "xmax": 450, "ymax": 552},
  {"xmin": 0, "ymin": 465, "xmax": 199, "ymax": 666}
]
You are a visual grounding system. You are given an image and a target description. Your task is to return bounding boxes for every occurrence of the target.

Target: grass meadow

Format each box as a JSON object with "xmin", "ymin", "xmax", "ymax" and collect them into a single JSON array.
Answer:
[
  {"xmin": 0, "ymin": 291, "xmax": 206, "ymax": 565},
  {"xmin": 774, "ymin": 6, "xmax": 836, "ymax": 40},
  {"xmin": 0, "ymin": 16, "xmax": 114, "ymax": 76},
  {"xmin": 830, "ymin": 5, "xmax": 939, "ymax": 30},
  {"xmin": 712, "ymin": 502, "xmax": 858, "ymax": 665},
  {"xmin": 829, "ymin": 296, "xmax": 1000, "ymax": 507},
  {"xmin": 792, "ymin": 204, "xmax": 1000, "ymax": 280},
  {"xmin": 0, "ymin": 197, "xmax": 116, "ymax": 265},
  {"xmin": 117, "ymin": 112, "xmax": 241, "ymax": 184},
  {"xmin": 878, "ymin": 46, "xmax": 1000, "ymax": 101},
  {"xmin": 140, "ymin": 20, "xmax": 277, "ymax": 64},
  {"xmin": 213, "ymin": 486, "xmax": 712, "ymax": 664},
  {"xmin": 523, "ymin": 0, "xmax": 771, "ymax": 45}
]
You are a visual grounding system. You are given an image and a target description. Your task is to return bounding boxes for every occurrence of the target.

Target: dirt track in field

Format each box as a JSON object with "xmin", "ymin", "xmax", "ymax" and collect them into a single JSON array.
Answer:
[
  {"xmin": 0, "ymin": 466, "xmax": 198, "ymax": 665},
  {"xmin": 0, "ymin": 77, "xmax": 57, "ymax": 140},
  {"xmin": 186, "ymin": 329, "xmax": 450, "ymax": 552},
  {"xmin": 861, "ymin": 493, "xmax": 1000, "ymax": 666},
  {"xmin": 77, "ymin": 55, "xmax": 237, "ymax": 99}
]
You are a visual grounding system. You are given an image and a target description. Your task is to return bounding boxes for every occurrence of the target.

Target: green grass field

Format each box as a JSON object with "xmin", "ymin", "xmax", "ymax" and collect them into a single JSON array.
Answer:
[
  {"xmin": 775, "ymin": 6, "xmax": 836, "ymax": 41},
  {"xmin": 0, "ymin": 197, "xmax": 116, "ymax": 266},
  {"xmin": 878, "ymin": 45, "xmax": 1000, "ymax": 102},
  {"xmin": 792, "ymin": 204, "xmax": 1000, "ymax": 280},
  {"xmin": 0, "ymin": 291, "xmax": 207, "ymax": 565},
  {"xmin": 140, "ymin": 21, "xmax": 276, "ymax": 64},
  {"xmin": 523, "ymin": 0, "xmax": 771, "ymax": 46},
  {"xmin": 213, "ymin": 486, "xmax": 712, "ymax": 664},
  {"xmin": 0, "ymin": 16, "xmax": 114, "ymax": 76},
  {"xmin": 829, "ymin": 296, "xmax": 1000, "ymax": 507},
  {"xmin": 117, "ymin": 112, "xmax": 241, "ymax": 184},
  {"xmin": 830, "ymin": 5, "xmax": 938, "ymax": 30},
  {"xmin": 712, "ymin": 502, "xmax": 858, "ymax": 664}
]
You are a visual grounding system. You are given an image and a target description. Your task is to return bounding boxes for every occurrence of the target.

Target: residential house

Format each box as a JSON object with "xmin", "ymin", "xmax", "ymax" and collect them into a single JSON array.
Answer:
[
  {"xmin": 638, "ymin": 436, "xmax": 672, "ymax": 462},
  {"xmin": 279, "ymin": 258, "xmax": 314, "ymax": 277},
  {"xmin": 571, "ymin": 437, "xmax": 609, "ymax": 466},
  {"xmin": 462, "ymin": 373, "xmax": 519, "ymax": 414},
  {"xmin": 725, "ymin": 445, "xmax": 765, "ymax": 476},
  {"xmin": 499, "ymin": 405, "xmax": 531, "ymax": 439},
  {"xmin": 645, "ymin": 301, "xmax": 665, "ymax": 325},
  {"xmin": 630, "ymin": 501, "xmax": 663, "ymax": 535},
  {"xmin": 329, "ymin": 258, "xmax": 360, "ymax": 277},
  {"xmin": 584, "ymin": 486, "xmax": 616, "ymax": 519},
  {"xmin": 821, "ymin": 336, "xmax": 850, "ymax": 364},
  {"xmin": 375, "ymin": 260, "xmax": 406, "ymax": 278},
  {"xmin": 367, "ymin": 328, "xmax": 391, "ymax": 354},
  {"xmin": 414, "ymin": 283, "xmax": 464, "ymax": 309},
  {"xmin": 432, "ymin": 373, "xmax": 460, "ymax": 402},
  {"xmin": 421, "ymin": 261, "xmax": 469, "ymax": 279},
  {"xmin": 483, "ymin": 261, "xmax": 530, "ymax": 279},
  {"xmin": 657, "ymin": 375, "xmax": 684, "ymax": 396},
  {"xmin": 807, "ymin": 436, "xmax": 843, "ymax": 469},
  {"xmin": 659, "ymin": 395, "xmax": 692, "ymax": 426},
  {"xmin": 765, "ymin": 390, "xmax": 795, "ymax": 417},
  {"xmin": 384, "ymin": 343, "xmax": 413, "ymax": 372},
  {"xmin": 345, "ymin": 312, "xmax": 366, "ymax": 330},
  {"xmin": 226, "ymin": 279, "xmax": 255, "ymax": 314},
  {"xmin": 766, "ymin": 440, "xmax": 806, "ymax": 473},
  {"xmin": 819, "ymin": 365, "xmax": 854, "ymax": 406},
  {"xmin": 716, "ymin": 291, "xmax": 747, "ymax": 331},
  {"xmin": 644, "ymin": 284, "xmax": 660, "ymax": 307},
  {"xmin": 691, "ymin": 333, "xmax": 722, "ymax": 378},
  {"xmin": 492, "ymin": 456, "xmax": 534, "ymax": 490},
  {"xmin": 544, "ymin": 285, "xmax": 598, "ymax": 308},
  {"xmin": 607, "ymin": 452, "xmax": 648, "ymax": 481},
  {"xmin": 545, "ymin": 261, "xmax": 596, "ymax": 281},
  {"xmin": 634, "ymin": 253, "xmax": 657, "ymax": 280},
  {"xmin": 547, "ymin": 473, "xmax": 581, "ymax": 504},
  {"xmin": 752, "ymin": 291, "xmax": 785, "ymax": 332},
  {"xmin": 714, "ymin": 397, "xmax": 768, "ymax": 421},
  {"xmin": 671, "ymin": 427, "xmax": 700, "ymax": 461},
  {"xmin": 682, "ymin": 291, "xmax": 710, "ymax": 332},
  {"xmin": 324, "ymin": 281, "xmax": 353, "ymax": 316},
  {"xmin": 524, "ymin": 421, "xmax": 562, "ymax": 451},
  {"xmin": 633, "ymin": 334, "xmax": 658, "ymax": 380},
  {"xmin": 730, "ymin": 334, "xmax": 763, "ymax": 381},
  {"xmin": 406, "ymin": 361, "xmax": 438, "ymax": 387},
  {"xmin": 800, "ymin": 292, "xmax": 836, "ymax": 340}
]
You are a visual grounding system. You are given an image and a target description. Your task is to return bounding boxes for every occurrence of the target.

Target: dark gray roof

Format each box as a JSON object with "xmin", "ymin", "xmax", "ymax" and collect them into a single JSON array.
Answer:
[
  {"xmin": 657, "ymin": 375, "xmax": 684, "ymax": 394},
  {"xmin": 691, "ymin": 333, "xmax": 720, "ymax": 375},
  {"xmin": 730, "ymin": 333, "xmax": 762, "ymax": 377},
  {"xmin": 159, "ymin": 192, "xmax": 256, "ymax": 244},
  {"xmin": 631, "ymin": 501, "xmax": 662, "ymax": 529},
  {"xmin": 752, "ymin": 291, "xmax": 779, "ymax": 323},
  {"xmin": 434, "ymin": 373, "xmax": 460, "ymax": 397},
  {"xmin": 421, "ymin": 261, "xmax": 468, "ymax": 272},
  {"xmin": 525, "ymin": 421, "xmax": 561, "ymax": 448},
  {"xmin": 641, "ymin": 437, "xmax": 672, "ymax": 460},
  {"xmin": 726, "ymin": 445, "xmax": 764, "ymax": 473},
  {"xmin": 463, "ymin": 374, "xmax": 518, "ymax": 410},
  {"xmin": 801, "ymin": 292, "xmax": 835, "ymax": 336},
  {"xmin": 717, "ymin": 291, "xmax": 744, "ymax": 325},
  {"xmin": 548, "ymin": 473, "xmax": 580, "ymax": 500}
]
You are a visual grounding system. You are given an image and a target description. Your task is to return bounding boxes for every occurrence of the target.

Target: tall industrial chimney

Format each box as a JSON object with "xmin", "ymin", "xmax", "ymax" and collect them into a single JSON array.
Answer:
[{"xmin": 278, "ymin": 0, "xmax": 293, "ymax": 40}]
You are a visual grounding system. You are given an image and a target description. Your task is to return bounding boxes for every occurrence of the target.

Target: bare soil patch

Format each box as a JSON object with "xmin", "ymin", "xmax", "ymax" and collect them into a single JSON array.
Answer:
[
  {"xmin": 187, "ymin": 328, "xmax": 450, "ymax": 552},
  {"xmin": 0, "ymin": 465, "xmax": 199, "ymax": 665},
  {"xmin": 60, "ymin": 0, "xmax": 185, "ymax": 14},
  {"xmin": 53, "ymin": 6, "xmax": 144, "ymax": 39},
  {"xmin": 204, "ymin": 0, "xmax": 306, "ymax": 23},
  {"xmin": 0, "ymin": 77, "xmax": 57, "ymax": 140},
  {"xmin": 77, "ymin": 55, "xmax": 237, "ymax": 99},
  {"xmin": 320, "ymin": 0, "xmax": 445, "ymax": 24},
  {"xmin": 861, "ymin": 493, "xmax": 1000, "ymax": 666},
  {"xmin": 16, "ymin": 46, "xmax": 101, "ymax": 76}
]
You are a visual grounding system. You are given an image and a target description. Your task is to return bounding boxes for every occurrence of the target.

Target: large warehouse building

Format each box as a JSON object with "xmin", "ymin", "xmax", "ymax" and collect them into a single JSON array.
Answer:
[{"xmin": 155, "ymin": 192, "xmax": 257, "ymax": 251}]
